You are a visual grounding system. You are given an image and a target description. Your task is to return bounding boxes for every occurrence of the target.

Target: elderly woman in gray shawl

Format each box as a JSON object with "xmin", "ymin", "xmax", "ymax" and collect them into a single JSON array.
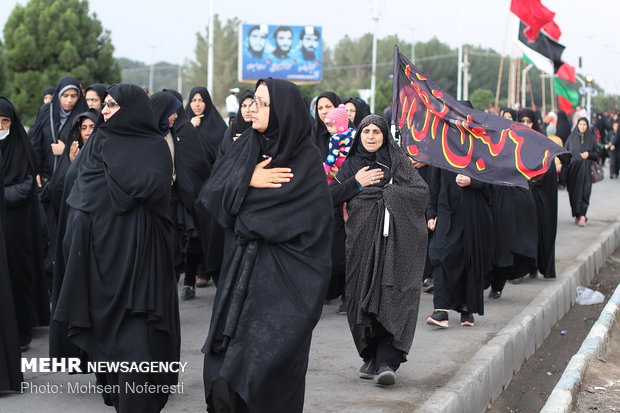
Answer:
[{"xmin": 329, "ymin": 114, "xmax": 428, "ymax": 386}]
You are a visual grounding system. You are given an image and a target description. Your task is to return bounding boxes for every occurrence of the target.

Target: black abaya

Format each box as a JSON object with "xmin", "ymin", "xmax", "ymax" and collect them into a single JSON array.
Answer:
[
  {"xmin": 565, "ymin": 118, "xmax": 597, "ymax": 218},
  {"xmin": 0, "ymin": 141, "xmax": 23, "ymax": 392},
  {"xmin": 1, "ymin": 97, "xmax": 48, "ymax": 347},
  {"xmin": 312, "ymin": 91, "xmax": 342, "ymax": 159},
  {"xmin": 428, "ymin": 168, "xmax": 494, "ymax": 315},
  {"xmin": 200, "ymin": 78, "xmax": 333, "ymax": 413},
  {"xmin": 54, "ymin": 84, "xmax": 180, "ymax": 412}
]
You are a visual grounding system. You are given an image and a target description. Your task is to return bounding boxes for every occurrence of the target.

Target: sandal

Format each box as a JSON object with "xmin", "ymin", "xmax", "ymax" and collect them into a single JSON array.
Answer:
[{"xmin": 578, "ymin": 216, "xmax": 587, "ymax": 227}]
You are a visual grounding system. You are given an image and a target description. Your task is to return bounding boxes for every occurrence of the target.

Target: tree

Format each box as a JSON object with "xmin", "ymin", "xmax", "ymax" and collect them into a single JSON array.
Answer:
[
  {"xmin": 469, "ymin": 89, "xmax": 495, "ymax": 111},
  {"xmin": 0, "ymin": 40, "xmax": 8, "ymax": 96},
  {"xmin": 187, "ymin": 15, "xmax": 254, "ymax": 111},
  {"xmin": 3, "ymin": 0, "xmax": 120, "ymax": 123}
]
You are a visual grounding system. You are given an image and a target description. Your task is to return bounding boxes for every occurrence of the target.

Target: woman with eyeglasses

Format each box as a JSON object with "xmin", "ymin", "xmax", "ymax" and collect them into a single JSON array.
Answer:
[
  {"xmin": 200, "ymin": 78, "xmax": 332, "ymax": 412},
  {"xmin": 518, "ymin": 108, "xmax": 558, "ymax": 279},
  {"xmin": 54, "ymin": 84, "xmax": 180, "ymax": 412},
  {"xmin": 0, "ymin": 97, "xmax": 46, "ymax": 352}
]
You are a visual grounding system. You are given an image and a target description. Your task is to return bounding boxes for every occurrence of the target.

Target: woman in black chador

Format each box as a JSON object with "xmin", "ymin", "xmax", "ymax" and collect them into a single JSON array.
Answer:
[
  {"xmin": 565, "ymin": 117, "xmax": 598, "ymax": 227},
  {"xmin": 200, "ymin": 78, "xmax": 333, "ymax": 413},
  {"xmin": 330, "ymin": 114, "xmax": 428, "ymax": 386},
  {"xmin": 0, "ymin": 97, "xmax": 47, "ymax": 350},
  {"xmin": 54, "ymin": 84, "xmax": 180, "ymax": 413},
  {"xmin": 0, "ymin": 98, "xmax": 24, "ymax": 391},
  {"xmin": 518, "ymin": 108, "xmax": 558, "ymax": 278}
]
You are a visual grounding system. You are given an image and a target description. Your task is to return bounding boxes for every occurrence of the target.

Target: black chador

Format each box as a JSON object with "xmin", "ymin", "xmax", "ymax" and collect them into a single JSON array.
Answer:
[
  {"xmin": 0, "ymin": 97, "xmax": 48, "ymax": 349},
  {"xmin": 565, "ymin": 117, "xmax": 597, "ymax": 220},
  {"xmin": 312, "ymin": 91, "xmax": 341, "ymax": 159},
  {"xmin": 54, "ymin": 84, "xmax": 180, "ymax": 413},
  {"xmin": 0, "ymin": 102, "xmax": 23, "ymax": 390},
  {"xmin": 200, "ymin": 78, "xmax": 333, "ymax": 413},
  {"xmin": 428, "ymin": 168, "xmax": 494, "ymax": 316}
]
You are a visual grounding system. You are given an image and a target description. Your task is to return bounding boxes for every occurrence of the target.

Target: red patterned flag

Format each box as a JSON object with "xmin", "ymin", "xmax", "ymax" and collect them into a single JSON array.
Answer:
[
  {"xmin": 510, "ymin": 0, "xmax": 558, "ymax": 42},
  {"xmin": 556, "ymin": 62, "xmax": 576, "ymax": 83},
  {"xmin": 391, "ymin": 49, "xmax": 569, "ymax": 189}
]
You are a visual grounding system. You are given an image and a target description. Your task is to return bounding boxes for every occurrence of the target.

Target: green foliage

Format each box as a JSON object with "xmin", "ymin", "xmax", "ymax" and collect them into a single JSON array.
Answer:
[
  {"xmin": 3, "ymin": 0, "xmax": 120, "ymax": 123},
  {"xmin": 469, "ymin": 89, "xmax": 495, "ymax": 111},
  {"xmin": 0, "ymin": 40, "xmax": 8, "ymax": 96},
  {"xmin": 118, "ymin": 57, "xmax": 182, "ymax": 93},
  {"xmin": 186, "ymin": 15, "xmax": 254, "ymax": 109},
  {"xmin": 593, "ymin": 94, "xmax": 620, "ymax": 113}
]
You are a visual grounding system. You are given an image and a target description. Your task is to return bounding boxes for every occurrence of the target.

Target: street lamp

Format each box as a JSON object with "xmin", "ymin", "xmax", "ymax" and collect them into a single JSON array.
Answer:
[{"xmin": 578, "ymin": 74, "xmax": 597, "ymax": 117}]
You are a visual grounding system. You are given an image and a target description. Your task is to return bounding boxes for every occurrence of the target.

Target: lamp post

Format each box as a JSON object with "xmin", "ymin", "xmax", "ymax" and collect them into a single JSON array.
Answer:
[{"xmin": 577, "ymin": 74, "xmax": 597, "ymax": 117}]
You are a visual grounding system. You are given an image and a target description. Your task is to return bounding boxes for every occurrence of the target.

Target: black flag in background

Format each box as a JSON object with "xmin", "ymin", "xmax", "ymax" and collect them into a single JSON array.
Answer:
[{"xmin": 391, "ymin": 46, "xmax": 569, "ymax": 189}]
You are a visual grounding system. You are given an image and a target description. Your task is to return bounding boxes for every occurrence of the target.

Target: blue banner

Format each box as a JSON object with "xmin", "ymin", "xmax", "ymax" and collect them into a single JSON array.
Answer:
[{"xmin": 239, "ymin": 24, "xmax": 323, "ymax": 82}]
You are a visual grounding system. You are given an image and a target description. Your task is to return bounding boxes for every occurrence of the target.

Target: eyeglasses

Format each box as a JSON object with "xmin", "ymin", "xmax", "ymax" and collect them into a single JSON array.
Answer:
[
  {"xmin": 85, "ymin": 98, "xmax": 99, "ymax": 103},
  {"xmin": 250, "ymin": 97, "xmax": 270, "ymax": 109},
  {"xmin": 103, "ymin": 100, "xmax": 119, "ymax": 109},
  {"xmin": 0, "ymin": 119, "xmax": 11, "ymax": 126}
]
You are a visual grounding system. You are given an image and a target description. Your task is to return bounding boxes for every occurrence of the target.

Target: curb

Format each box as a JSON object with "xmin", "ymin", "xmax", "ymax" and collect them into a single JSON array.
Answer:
[
  {"xmin": 540, "ymin": 281, "xmax": 620, "ymax": 412},
  {"xmin": 416, "ymin": 222, "xmax": 620, "ymax": 413}
]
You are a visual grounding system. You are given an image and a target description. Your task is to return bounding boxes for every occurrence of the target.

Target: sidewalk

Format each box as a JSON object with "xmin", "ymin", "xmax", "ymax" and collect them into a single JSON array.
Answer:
[{"xmin": 3, "ymin": 172, "xmax": 620, "ymax": 413}]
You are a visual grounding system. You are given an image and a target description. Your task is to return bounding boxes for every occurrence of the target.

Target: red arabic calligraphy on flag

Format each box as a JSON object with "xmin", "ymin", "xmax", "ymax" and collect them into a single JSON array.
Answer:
[{"xmin": 394, "ymin": 52, "xmax": 568, "ymax": 188}]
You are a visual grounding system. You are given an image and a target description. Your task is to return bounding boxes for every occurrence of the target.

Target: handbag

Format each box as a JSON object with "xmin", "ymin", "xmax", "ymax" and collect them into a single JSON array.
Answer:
[{"xmin": 591, "ymin": 156, "xmax": 604, "ymax": 183}]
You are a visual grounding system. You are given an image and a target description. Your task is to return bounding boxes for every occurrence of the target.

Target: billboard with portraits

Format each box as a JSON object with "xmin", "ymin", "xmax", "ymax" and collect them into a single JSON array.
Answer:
[{"xmin": 238, "ymin": 24, "xmax": 323, "ymax": 83}]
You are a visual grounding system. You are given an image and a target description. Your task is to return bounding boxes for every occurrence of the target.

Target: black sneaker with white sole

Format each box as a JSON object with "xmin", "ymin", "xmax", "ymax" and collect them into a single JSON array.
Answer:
[
  {"xmin": 358, "ymin": 359, "xmax": 376, "ymax": 380},
  {"xmin": 373, "ymin": 364, "xmax": 396, "ymax": 386},
  {"xmin": 460, "ymin": 311, "xmax": 475, "ymax": 327}
]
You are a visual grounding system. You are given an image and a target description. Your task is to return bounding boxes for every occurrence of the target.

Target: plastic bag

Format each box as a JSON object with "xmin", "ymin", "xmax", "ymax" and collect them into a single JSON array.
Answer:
[{"xmin": 576, "ymin": 286, "xmax": 605, "ymax": 305}]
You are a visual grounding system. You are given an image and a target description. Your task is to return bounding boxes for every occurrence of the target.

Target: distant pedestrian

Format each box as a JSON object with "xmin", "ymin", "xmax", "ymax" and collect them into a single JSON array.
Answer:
[
  {"xmin": 225, "ymin": 87, "xmax": 240, "ymax": 120},
  {"xmin": 565, "ymin": 117, "xmax": 598, "ymax": 227}
]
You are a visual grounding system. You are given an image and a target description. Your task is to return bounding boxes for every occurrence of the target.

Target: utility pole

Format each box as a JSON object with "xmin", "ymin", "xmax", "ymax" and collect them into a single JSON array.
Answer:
[
  {"xmin": 207, "ymin": 0, "xmax": 214, "ymax": 94},
  {"xmin": 462, "ymin": 48, "xmax": 469, "ymax": 101},
  {"xmin": 370, "ymin": 0, "xmax": 378, "ymax": 114},
  {"xmin": 521, "ymin": 64, "xmax": 533, "ymax": 108}
]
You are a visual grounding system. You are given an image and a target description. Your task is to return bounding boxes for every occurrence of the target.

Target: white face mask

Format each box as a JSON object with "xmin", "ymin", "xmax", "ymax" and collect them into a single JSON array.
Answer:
[{"xmin": 0, "ymin": 129, "xmax": 9, "ymax": 140}]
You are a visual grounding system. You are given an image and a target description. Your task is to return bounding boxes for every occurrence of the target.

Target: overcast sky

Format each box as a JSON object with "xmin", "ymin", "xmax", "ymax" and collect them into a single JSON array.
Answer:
[{"xmin": 1, "ymin": 0, "xmax": 619, "ymax": 93}]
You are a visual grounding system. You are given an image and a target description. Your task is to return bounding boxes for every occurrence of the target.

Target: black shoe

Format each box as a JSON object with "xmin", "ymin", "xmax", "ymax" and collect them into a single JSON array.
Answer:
[
  {"xmin": 422, "ymin": 277, "xmax": 434, "ymax": 292},
  {"xmin": 529, "ymin": 271, "xmax": 538, "ymax": 279},
  {"xmin": 359, "ymin": 359, "xmax": 376, "ymax": 380},
  {"xmin": 338, "ymin": 299, "xmax": 347, "ymax": 315},
  {"xmin": 195, "ymin": 276, "xmax": 209, "ymax": 288},
  {"xmin": 373, "ymin": 364, "xmax": 396, "ymax": 386},
  {"xmin": 426, "ymin": 310, "xmax": 449, "ymax": 328},
  {"xmin": 460, "ymin": 311, "xmax": 475, "ymax": 327},
  {"xmin": 488, "ymin": 290, "xmax": 502, "ymax": 299},
  {"xmin": 180, "ymin": 286, "xmax": 195, "ymax": 300}
]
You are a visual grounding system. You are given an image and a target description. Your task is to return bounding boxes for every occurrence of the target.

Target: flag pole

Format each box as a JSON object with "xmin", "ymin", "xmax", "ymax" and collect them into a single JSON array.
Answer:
[{"xmin": 391, "ymin": 45, "xmax": 400, "ymax": 145}]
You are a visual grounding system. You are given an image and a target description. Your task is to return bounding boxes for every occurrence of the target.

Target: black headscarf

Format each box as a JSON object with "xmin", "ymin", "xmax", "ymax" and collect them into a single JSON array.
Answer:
[
  {"xmin": 336, "ymin": 114, "xmax": 392, "ymax": 186},
  {"xmin": 345, "ymin": 97, "xmax": 371, "ymax": 128},
  {"xmin": 232, "ymin": 90, "xmax": 254, "ymax": 135},
  {"xmin": 312, "ymin": 91, "xmax": 342, "ymax": 157},
  {"xmin": 163, "ymin": 89, "xmax": 186, "ymax": 120},
  {"xmin": 518, "ymin": 108, "xmax": 542, "ymax": 133},
  {"xmin": 201, "ymin": 78, "xmax": 332, "ymax": 409},
  {"xmin": 557, "ymin": 110, "xmax": 572, "ymax": 143},
  {"xmin": 58, "ymin": 83, "xmax": 177, "ymax": 364},
  {"xmin": 184, "ymin": 87, "xmax": 227, "ymax": 167},
  {"xmin": 150, "ymin": 91, "xmax": 182, "ymax": 136},
  {"xmin": 501, "ymin": 108, "xmax": 517, "ymax": 121},
  {"xmin": 566, "ymin": 117, "xmax": 597, "ymax": 159},
  {"xmin": 42, "ymin": 87, "xmax": 54, "ymax": 98},
  {"xmin": 85, "ymin": 83, "xmax": 107, "ymax": 103},
  {"xmin": 0, "ymin": 97, "xmax": 37, "ymax": 186}
]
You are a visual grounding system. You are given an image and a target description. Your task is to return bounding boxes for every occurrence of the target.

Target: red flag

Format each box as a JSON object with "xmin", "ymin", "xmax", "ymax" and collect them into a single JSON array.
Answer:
[
  {"xmin": 543, "ymin": 20, "xmax": 561, "ymax": 41},
  {"xmin": 556, "ymin": 63, "xmax": 576, "ymax": 83},
  {"xmin": 511, "ymin": 0, "xmax": 557, "ymax": 42},
  {"xmin": 557, "ymin": 95, "xmax": 574, "ymax": 115}
]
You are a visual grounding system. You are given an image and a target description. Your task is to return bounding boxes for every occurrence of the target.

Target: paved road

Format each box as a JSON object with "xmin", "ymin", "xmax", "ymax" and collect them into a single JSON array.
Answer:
[{"xmin": 3, "ymin": 171, "xmax": 620, "ymax": 412}]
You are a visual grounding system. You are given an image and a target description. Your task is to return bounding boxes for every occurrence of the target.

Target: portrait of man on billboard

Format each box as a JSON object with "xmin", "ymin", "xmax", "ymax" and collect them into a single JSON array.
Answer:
[
  {"xmin": 271, "ymin": 26, "xmax": 293, "ymax": 60},
  {"xmin": 247, "ymin": 25, "xmax": 267, "ymax": 59},
  {"xmin": 299, "ymin": 27, "xmax": 320, "ymax": 61}
]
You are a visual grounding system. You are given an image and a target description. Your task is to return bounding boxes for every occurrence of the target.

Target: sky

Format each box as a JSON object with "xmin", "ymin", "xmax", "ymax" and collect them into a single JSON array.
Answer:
[{"xmin": 1, "ymin": 0, "xmax": 619, "ymax": 94}]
